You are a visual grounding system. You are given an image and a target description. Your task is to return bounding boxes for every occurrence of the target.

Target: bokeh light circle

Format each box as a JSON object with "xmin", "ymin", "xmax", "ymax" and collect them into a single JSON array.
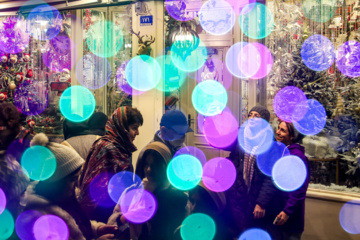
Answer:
[
  {"xmin": 302, "ymin": 0, "xmax": 337, "ymax": 23},
  {"xmin": 203, "ymin": 107, "xmax": 238, "ymax": 148},
  {"xmin": 155, "ymin": 54, "xmax": 187, "ymax": 93},
  {"xmin": 202, "ymin": 157, "xmax": 236, "ymax": 192},
  {"xmin": 226, "ymin": 0, "xmax": 256, "ymax": 15},
  {"xmin": 59, "ymin": 85, "xmax": 96, "ymax": 122},
  {"xmin": 339, "ymin": 200, "xmax": 360, "ymax": 234},
  {"xmin": 239, "ymin": 3, "xmax": 274, "ymax": 39},
  {"xmin": 165, "ymin": 0, "xmax": 198, "ymax": 21},
  {"xmin": 27, "ymin": 4, "xmax": 62, "ymax": 41},
  {"xmin": 199, "ymin": 0, "xmax": 236, "ymax": 35},
  {"xmin": 180, "ymin": 213, "xmax": 216, "ymax": 240},
  {"xmin": 42, "ymin": 36, "xmax": 76, "ymax": 72},
  {"xmin": 272, "ymin": 155, "xmax": 307, "ymax": 192},
  {"xmin": 238, "ymin": 118, "xmax": 274, "ymax": 155},
  {"xmin": 249, "ymin": 42, "xmax": 273, "ymax": 79},
  {"xmin": 0, "ymin": 188, "xmax": 5, "ymax": 214},
  {"xmin": 257, "ymin": 141, "xmax": 290, "ymax": 177},
  {"xmin": 21, "ymin": 146, "xmax": 57, "ymax": 181},
  {"xmin": 174, "ymin": 146, "xmax": 207, "ymax": 166},
  {"xmin": 125, "ymin": 55, "xmax": 161, "ymax": 91},
  {"xmin": 336, "ymin": 41, "xmax": 360, "ymax": 78},
  {"xmin": 301, "ymin": 34, "xmax": 335, "ymax": 72},
  {"xmin": 0, "ymin": 209, "xmax": 14, "ymax": 239},
  {"xmin": 197, "ymin": 58, "xmax": 232, "ymax": 90},
  {"xmin": 273, "ymin": 86, "xmax": 308, "ymax": 122},
  {"xmin": 226, "ymin": 42, "xmax": 260, "ymax": 79},
  {"xmin": 108, "ymin": 171, "xmax": 143, "ymax": 204},
  {"xmin": 171, "ymin": 39, "xmax": 207, "ymax": 72},
  {"xmin": 76, "ymin": 54, "xmax": 111, "ymax": 89},
  {"xmin": 33, "ymin": 215, "xmax": 69, "ymax": 240},
  {"xmin": 86, "ymin": 20, "xmax": 123, "ymax": 58},
  {"xmin": 0, "ymin": 17, "xmax": 30, "ymax": 54},
  {"xmin": 192, "ymin": 80, "xmax": 228, "ymax": 116},
  {"xmin": 120, "ymin": 189, "xmax": 157, "ymax": 224},
  {"xmin": 167, "ymin": 154, "xmax": 203, "ymax": 191},
  {"xmin": 238, "ymin": 228, "xmax": 271, "ymax": 240},
  {"xmin": 15, "ymin": 210, "xmax": 43, "ymax": 240},
  {"xmin": 89, "ymin": 172, "xmax": 117, "ymax": 208},
  {"xmin": 14, "ymin": 81, "xmax": 49, "ymax": 116},
  {"xmin": 116, "ymin": 60, "xmax": 145, "ymax": 96},
  {"xmin": 293, "ymin": 99, "xmax": 327, "ymax": 136}
]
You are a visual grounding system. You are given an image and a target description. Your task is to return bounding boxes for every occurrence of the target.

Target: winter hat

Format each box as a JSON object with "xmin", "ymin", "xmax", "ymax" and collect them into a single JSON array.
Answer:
[
  {"xmin": 30, "ymin": 133, "xmax": 85, "ymax": 182},
  {"xmin": 144, "ymin": 141, "xmax": 172, "ymax": 165},
  {"xmin": 249, "ymin": 106, "xmax": 270, "ymax": 122}
]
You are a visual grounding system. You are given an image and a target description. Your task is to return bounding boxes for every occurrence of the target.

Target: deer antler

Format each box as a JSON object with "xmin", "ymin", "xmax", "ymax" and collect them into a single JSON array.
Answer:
[
  {"xmin": 144, "ymin": 35, "xmax": 155, "ymax": 46},
  {"xmin": 129, "ymin": 29, "xmax": 144, "ymax": 44}
]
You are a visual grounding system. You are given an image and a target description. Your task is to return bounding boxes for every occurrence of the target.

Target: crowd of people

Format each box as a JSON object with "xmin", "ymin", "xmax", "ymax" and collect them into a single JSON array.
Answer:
[{"xmin": 0, "ymin": 102, "xmax": 309, "ymax": 240}]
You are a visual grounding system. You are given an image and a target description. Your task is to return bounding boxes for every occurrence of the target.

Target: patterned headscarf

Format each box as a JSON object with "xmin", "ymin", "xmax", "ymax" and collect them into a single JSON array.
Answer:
[{"xmin": 78, "ymin": 107, "xmax": 137, "ymax": 216}]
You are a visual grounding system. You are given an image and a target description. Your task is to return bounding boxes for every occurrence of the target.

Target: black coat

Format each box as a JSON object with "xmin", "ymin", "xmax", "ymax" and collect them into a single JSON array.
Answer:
[{"xmin": 225, "ymin": 142, "xmax": 277, "ymax": 233}]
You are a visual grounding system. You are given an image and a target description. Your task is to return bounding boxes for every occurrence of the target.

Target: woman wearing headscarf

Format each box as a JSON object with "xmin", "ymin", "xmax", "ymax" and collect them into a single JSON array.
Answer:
[
  {"xmin": 266, "ymin": 121, "xmax": 310, "ymax": 240},
  {"xmin": 62, "ymin": 112, "xmax": 108, "ymax": 160},
  {"xmin": 78, "ymin": 107, "xmax": 143, "ymax": 223},
  {"xmin": 224, "ymin": 106, "xmax": 276, "ymax": 237}
]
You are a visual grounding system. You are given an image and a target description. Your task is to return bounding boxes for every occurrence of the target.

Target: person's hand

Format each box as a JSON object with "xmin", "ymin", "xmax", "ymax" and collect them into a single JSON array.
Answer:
[
  {"xmin": 275, "ymin": 211, "xmax": 289, "ymax": 225},
  {"xmin": 253, "ymin": 204, "xmax": 265, "ymax": 219},
  {"xmin": 97, "ymin": 225, "xmax": 118, "ymax": 237}
]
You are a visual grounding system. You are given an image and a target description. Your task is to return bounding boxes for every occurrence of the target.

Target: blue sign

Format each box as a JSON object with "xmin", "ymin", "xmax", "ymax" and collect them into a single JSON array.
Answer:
[{"xmin": 140, "ymin": 16, "xmax": 153, "ymax": 26}]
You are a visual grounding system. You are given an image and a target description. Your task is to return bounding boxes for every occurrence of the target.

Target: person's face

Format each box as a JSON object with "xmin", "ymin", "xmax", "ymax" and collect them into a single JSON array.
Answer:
[
  {"xmin": 144, "ymin": 153, "xmax": 166, "ymax": 184},
  {"xmin": 160, "ymin": 126, "xmax": 185, "ymax": 142},
  {"xmin": 247, "ymin": 111, "xmax": 262, "ymax": 128},
  {"xmin": 276, "ymin": 122, "xmax": 294, "ymax": 146},
  {"xmin": 129, "ymin": 123, "xmax": 140, "ymax": 143}
]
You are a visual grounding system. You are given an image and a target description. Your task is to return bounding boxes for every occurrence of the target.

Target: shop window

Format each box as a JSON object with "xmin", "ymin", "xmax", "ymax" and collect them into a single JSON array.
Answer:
[{"xmin": 266, "ymin": 0, "xmax": 360, "ymax": 192}]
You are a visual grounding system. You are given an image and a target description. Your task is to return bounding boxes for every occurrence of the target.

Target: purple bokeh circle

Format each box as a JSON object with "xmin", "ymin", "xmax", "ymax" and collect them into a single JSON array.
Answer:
[
  {"xmin": 273, "ymin": 86, "xmax": 308, "ymax": 122},
  {"xmin": 15, "ymin": 210, "xmax": 43, "ymax": 240},
  {"xmin": 226, "ymin": 0, "xmax": 256, "ymax": 15},
  {"xmin": 33, "ymin": 215, "xmax": 69, "ymax": 240},
  {"xmin": 120, "ymin": 189, "xmax": 157, "ymax": 224},
  {"xmin": 89, "ymin": 172, "xmax": 117, "ymax": 208},
  {"xmin": 202, "ymin": 157, "xmax": 236, "ymax": 192},
  {"xmin": 336, "ymin": 41, "xmax": 360, "ymax": 78},
  {"xmin": 0, "ymin": 188, "xmax": 5, "ymax": 214},
  {"xmin": 248, "ymin": 42, "xmax": 273, "ymax": 80},
  {"xmin": 76, "ymin": 53, "xmax": 112, "ymax": 89},
  {"xmin": 257, "ymin": 141, "xmax": 290, "ymax": 177},
  {"xmin": 174, "ymin": 146, "xmax": 207, "ymax": 166},
  {"xmin": 14, "ymin": 81, "xmax": 49, "ymax": 116},
  {"xmin": 203, "ymin": 107, "xmax": 238, "ymax": 148},
  {"xmin": 108, "ymin": 171, "xmax": 143, "ymax": 204},
  {"xmin": 226, "ymin": 42, "xmax": 260, "ymax": 79},
  {"xmin": 165, "ymin": 0, "xmax": 199, "ymax": 22}
]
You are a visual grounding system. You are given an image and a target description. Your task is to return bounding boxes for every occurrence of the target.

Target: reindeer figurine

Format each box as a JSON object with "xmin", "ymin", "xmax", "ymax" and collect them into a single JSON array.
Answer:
[{"xmin": 130, "ymin": 30, "xmax": 156, "ymax": 56}]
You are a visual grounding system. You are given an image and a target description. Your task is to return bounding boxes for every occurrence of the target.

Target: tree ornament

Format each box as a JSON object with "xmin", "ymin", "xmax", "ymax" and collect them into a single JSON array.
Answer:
[
  {"xmin": 5, "ymin": 77, "xmax": 8, "ymax": 81},
  {"xmin": 5, "ymin": 66, "xmax": 8, "ymax": 70},
  {"xmin": 16, "ymin": 72, "xmax": 23, "ymax": 82},
  {"xmin": 9, "ymin": 54, "xmax": 17, "ymax": 64},
  {"xmin": 26, "ymin": 69, "xmax": 33, "ymax": 78},
  {"xmin": 10, "ymin": 67, "xmax": 14, "ymax": 72},
  {"xmin": 9, "ymin": 81, "xmax": 16, "ymax": 90},
  {"xmin": 23, "ymin": 53, "xmax": 30, "ymax": 62},
  {"xmin": 1, "ymin": 55, "xmax": 8, "ymax": 63},
  {"xmin": 0, "ymin": 92, "xmax": 7, "ymax": 101},
  {"xmin": 28, "ymin": 97, "xmax": 32, "ymax": 101},
  {"xmin": 27, "ymin": 119, "xmax": 35, "ymax": 134}
]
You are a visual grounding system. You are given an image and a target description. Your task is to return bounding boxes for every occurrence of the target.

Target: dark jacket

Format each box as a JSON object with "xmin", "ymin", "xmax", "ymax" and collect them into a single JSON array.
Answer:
[
  {"xmin": 267, "ymin": 143, "xmax": 310, "ymax": 233},
  {"xmin": 225, "ymin": 142, "xmax": 276, "ymax": 232}
]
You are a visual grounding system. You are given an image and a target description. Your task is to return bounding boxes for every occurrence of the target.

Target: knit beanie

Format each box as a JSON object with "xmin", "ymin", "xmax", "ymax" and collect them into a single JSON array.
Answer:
[
  {"xmin": 144, "ymin": 141, "xmax": 172, "ymax": 165},
  {"xmin": 249, "ymin": 106, "xmax": 270, "ymax": 122},
  {"xmin": 30, "ymin": 133, "xmax": 85, "ymax": 182}
]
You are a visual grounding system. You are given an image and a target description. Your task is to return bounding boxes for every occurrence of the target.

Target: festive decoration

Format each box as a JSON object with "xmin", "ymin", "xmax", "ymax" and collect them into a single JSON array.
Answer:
[
  {"xmin": 0, "ymin": 92, "xmax": 7, "ymax": 101},
  {"xmin": 0, "ymin": 17, "xmax": 29, "ymax": 54}
]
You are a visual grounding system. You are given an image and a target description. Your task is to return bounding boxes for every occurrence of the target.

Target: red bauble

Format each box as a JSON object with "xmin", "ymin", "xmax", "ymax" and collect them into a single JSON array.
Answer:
[
  {"xmin": 5, "ymin": 66, "xmax": 8, "ymax": 70},
  {"xmin": 26, "ymin": 69, "xmax": 33, "ymax": 78},
  {"xmin": 0, "ymin": 92, "xmax": 7, "ymax": 101},
  {"xmin": 28, "ymin": 97, "xmax": 32, "ymax": 101},
  {"xmin": 27, "ymin": 119, "xmax": 35, "ymax": 128},
  {"xmin": 16, "ymin": 72, "xmax": 23, "ymax": 82}
]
